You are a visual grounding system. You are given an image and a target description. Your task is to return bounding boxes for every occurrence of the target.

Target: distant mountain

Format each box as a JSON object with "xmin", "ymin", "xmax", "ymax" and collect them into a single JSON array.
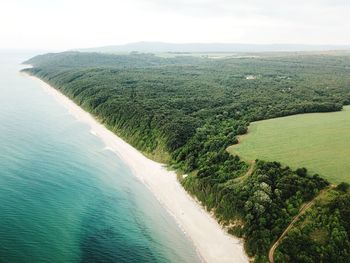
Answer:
[{"xmin": 77, "ymin": 41, "xmax": 350, "ymax": 53}]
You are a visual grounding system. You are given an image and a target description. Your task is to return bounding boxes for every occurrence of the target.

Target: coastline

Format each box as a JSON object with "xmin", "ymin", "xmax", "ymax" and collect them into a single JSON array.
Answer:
[{"xmin": 28, "ymin": 75, "xmax": 248, "ymax": 263}]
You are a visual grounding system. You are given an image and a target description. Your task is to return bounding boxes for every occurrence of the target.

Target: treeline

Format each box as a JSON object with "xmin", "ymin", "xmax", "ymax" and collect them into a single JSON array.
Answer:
[
  {"xmin": 25, "ymin": 51, "xmax": 204, "ymax": 70},
  {"xmin": 23, "ymin": 51, "xmax": 350, "ymax": 261}
]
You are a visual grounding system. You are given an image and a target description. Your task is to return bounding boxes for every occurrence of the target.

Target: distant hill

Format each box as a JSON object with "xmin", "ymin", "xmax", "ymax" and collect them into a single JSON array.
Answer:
[{"xmin": 77, "ymin": 41, "xmax": 350, "ymax": 53}]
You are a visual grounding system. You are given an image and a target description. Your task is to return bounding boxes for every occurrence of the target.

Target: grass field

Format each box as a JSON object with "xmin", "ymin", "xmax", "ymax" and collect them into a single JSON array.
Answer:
[{"xmin": 228, "ymin": 106, "xmax": 350, "ymax": 184}]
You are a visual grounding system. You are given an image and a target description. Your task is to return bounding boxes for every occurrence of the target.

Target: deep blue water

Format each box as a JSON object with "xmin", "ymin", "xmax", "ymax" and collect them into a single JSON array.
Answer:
[{"xmin": 0, "ymin": 52, "xmax": 199, "ymax": 263}]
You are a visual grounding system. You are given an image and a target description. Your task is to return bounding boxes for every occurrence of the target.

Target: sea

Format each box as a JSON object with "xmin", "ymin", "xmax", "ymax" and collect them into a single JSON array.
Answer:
[{"xmin": 0, "ymin": 51, "xmax": 200, "ymax": 263}]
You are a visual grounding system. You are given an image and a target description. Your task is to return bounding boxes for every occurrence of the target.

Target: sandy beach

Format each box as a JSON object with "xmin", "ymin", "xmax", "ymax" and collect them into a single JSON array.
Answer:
[{"xmin": 30, "ymin": 75, "xmax": 248, "ymax": 263}]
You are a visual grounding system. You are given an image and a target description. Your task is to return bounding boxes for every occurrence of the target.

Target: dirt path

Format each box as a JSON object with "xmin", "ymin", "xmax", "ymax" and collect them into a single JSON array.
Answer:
[
  {"xmin": 268, "ymin": 188, "xmax": 330, "ymax": 263},
  {"xmin": 245, "ymin": 160, "xmax": 256, "ymax": 178},
  {"xmin": 233, "ymin": 160, "xmax": 255, "ymax": 183}
]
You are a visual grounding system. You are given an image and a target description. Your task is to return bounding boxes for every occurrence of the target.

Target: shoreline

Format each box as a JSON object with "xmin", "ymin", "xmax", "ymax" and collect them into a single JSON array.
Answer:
[{"xmin": 28, "ymin": 74, "xmax": 248, "ymax": 263}]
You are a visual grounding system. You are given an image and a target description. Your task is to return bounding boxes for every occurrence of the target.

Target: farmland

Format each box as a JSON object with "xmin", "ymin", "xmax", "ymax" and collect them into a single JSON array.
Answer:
[{"xmin": 229, "ymin": 106, "xmax": 350, "ymax": 183}]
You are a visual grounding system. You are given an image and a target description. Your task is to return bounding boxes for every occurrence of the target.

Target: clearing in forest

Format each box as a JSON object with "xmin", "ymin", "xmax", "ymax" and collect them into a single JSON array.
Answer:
[{"xmin": 228, "ymin": 106, "xmax": 350, "ymax": 184}]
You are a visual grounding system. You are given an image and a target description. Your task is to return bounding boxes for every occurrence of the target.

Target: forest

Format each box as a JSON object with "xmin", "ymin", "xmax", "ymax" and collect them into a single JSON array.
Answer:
[
  {"xmin": 275, "ymin": 183, "xmax": 350, "ymax": 263},
  {"xmin": 23, "ymin": 51, "xmax": 350, "ymax": 262}
]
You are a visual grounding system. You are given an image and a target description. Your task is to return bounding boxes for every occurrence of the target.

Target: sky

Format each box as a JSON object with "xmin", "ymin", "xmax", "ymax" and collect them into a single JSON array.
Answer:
[{"xmin": 1, "ymin": 0, "xmax": 349, "ymax": 50}]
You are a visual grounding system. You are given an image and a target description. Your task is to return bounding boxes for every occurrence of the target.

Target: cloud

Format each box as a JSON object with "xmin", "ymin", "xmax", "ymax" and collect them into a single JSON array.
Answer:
[
  {"xmin": 142, "ymin": 0, "xmax": 350, "ymax": 17},
  {"xmin": 0, "ymin": 0, "xmax": 349, "ymax": 49}
]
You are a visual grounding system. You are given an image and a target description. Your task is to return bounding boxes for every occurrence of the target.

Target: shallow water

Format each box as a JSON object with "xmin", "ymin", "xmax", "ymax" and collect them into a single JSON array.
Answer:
[{"xmin": 0, "ymin": 52, "xmax": 200, "ymax": 263}]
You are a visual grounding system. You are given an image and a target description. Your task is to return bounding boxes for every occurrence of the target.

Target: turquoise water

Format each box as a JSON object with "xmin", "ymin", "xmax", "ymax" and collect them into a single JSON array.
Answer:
[{"xmin": 0, "ymin": 52, "xmax": 200, "ymax": 263}]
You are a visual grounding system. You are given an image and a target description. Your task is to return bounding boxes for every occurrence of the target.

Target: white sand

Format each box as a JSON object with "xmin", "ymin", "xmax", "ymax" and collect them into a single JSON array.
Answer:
[{"xmin": 30, "ymin": 76, "xmax": 248, "ymax": 263}]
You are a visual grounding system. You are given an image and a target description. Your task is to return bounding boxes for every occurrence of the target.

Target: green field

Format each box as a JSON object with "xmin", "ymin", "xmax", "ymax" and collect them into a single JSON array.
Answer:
[{"xmin": 229, "ymin": 106, "xmax": 350, "ymax": 184}]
